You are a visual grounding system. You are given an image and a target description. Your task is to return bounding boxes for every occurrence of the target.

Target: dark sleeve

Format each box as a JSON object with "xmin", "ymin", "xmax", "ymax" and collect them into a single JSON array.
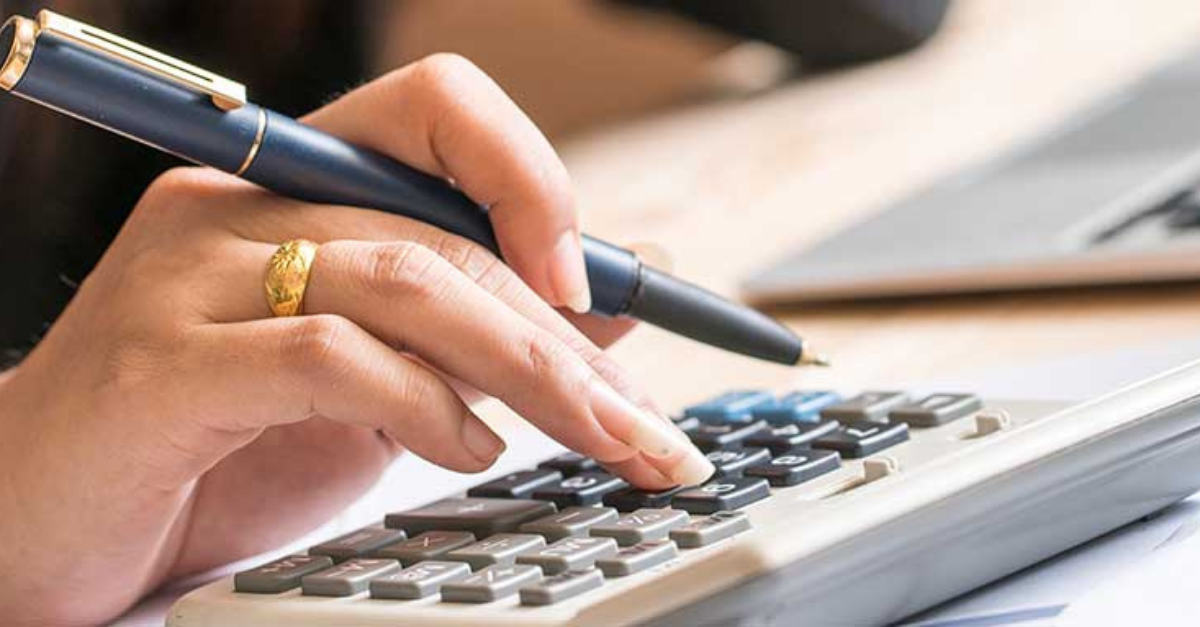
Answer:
[{"xmin": 615, "ymin": 0, "xmax": 952, "ymax": 66}]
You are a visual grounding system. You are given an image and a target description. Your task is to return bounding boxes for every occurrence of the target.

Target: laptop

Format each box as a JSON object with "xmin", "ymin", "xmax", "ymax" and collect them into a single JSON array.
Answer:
[{"xmin": 742, "ymin": 46, "xmax": 1200, "ymax": 304}]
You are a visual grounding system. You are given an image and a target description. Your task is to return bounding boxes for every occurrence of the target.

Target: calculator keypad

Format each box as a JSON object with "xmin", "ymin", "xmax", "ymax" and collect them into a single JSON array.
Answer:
[{"xmin": 232, "ymin": 388, "xmax": 981, "ymax": 612}]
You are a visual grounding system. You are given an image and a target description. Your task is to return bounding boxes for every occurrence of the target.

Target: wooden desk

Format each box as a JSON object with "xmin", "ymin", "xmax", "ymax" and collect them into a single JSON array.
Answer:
[{"xmin": 538, "ymin": 0, "xmax": 1200, "ymax": 412}]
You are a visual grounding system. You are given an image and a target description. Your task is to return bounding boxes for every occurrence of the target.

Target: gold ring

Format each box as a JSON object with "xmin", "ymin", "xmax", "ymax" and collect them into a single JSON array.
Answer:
[{"xmin": 264, "ymin": 239, "xmax": 319, "ymax": 317}]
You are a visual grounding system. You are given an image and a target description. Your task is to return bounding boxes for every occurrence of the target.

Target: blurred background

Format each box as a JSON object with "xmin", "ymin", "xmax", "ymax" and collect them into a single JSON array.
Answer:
[{"xmin": 0, "ymin": 0, "xmax": 951, "ymax": 361}]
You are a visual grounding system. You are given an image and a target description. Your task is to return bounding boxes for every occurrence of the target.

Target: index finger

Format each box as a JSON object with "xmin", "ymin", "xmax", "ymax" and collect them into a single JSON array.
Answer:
[{"xmin": 302, "ymin": 53, "xmax": 591, "ymax": 314}]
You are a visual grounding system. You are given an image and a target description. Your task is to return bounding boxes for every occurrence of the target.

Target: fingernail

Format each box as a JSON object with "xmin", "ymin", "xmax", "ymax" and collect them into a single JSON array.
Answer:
[
  {"xmin": 668, "ymin": 449, "xmax": 716, "ymax": 487},
  {"xmin": 589, "ymin": 379, "xmax": 690, "ymax": 459},
  {"xmin": 550, "ymin": 231, "xmax": 591, "ymax": 314},
  {"xmin": 461, "ymin": 417, "xmax": 505, "ymax": 463}
]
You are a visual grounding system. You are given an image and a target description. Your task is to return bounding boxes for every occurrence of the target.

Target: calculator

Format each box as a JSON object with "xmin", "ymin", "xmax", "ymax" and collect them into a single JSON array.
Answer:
[{"xmin": 167, "ymin": 360, "xmax": 1200, "ymax": 626}]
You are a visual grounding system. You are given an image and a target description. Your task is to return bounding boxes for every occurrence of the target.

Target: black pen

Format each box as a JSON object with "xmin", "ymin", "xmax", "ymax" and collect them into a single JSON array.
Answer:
[{"xmin": 0, "ymin": 10, "xmax": 827, "ymax": 366}]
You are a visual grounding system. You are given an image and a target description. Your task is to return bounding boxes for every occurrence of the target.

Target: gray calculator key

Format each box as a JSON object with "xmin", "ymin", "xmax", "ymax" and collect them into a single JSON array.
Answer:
[
  {"xmin": 384, "ymin": 497, "xmax": 556, "ymax": 537},
  {"xmin": 889, "ymin": 393, "xmax": 983, "ymax": 427},
  {"xmin": 374, "ymin": 530, "xmax": 476, "ymax": 566},
  {"xmin": 589, "ymin": 508, "xmax": 690, "ymax": 546},
  {"xmin": 444, "ymin": 533, "xmax": 546, "ymax": 570},
  {"xmin": 519, "ymin": 506, "xmax": 619, "ymax": 542},
  {"xmin": 309, "ymin": 526, "xmax": 406, "ymax": 562},
  {"xmin": 300, "ymin": 558, "xmax": 400, "ymax": 597},
  {"xmin": 440, "ymin": 564, "xmax": 543, "ymax": 603},
  {"xmin": 369, "ymin": 560, "xmax": 471, "ymax": 600},
  {"xmin": 520, "ymin": 569, "xmax": 605, "ymax": 606},
  {"xmin": 820, "ymin": 391, "xmax": 910, "ymax": 423},
  {"xmin": 595, "ymin": 539, "xmax": 680, "ymax": 577},
  {"xmin": 234, "ymin": 555, "xmax": 333, "ymax": 594},
  {"xmin": 517, "ymin": 536, "xmax": 619, "ymax": 574},
  {"xmin": 669, "ymin": 511, "xmax": 751, "ymax": 548}
]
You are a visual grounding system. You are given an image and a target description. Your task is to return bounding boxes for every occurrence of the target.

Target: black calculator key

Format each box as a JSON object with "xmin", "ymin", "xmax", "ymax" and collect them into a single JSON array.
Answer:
[
  {"xmin": 744, "ymin": 448, "xmax": 841, "ymax": 487},
  {"xmin": 689, "ymin": 420, "xmax": 770, "ymax": 451},
  {"xmin": 531, "ymin": 472, "xmax": 629, "ymax": 509},
  {"xmin": 672, "ymin": 416, "xmax": 702, "ymax": 434},
  {"xmin": 234, "ymin": 555, "xmax": 333, "ymax": 594},
  {"xmin": 671, "ymin": 477, "xmax": 771, "ymax": 514},
  {"xmin": 467, "ymin": 469, "xmax": 564, "ymax": 499},
  {"xmin": 538, "ymin": 452, "xmax": 599, "ymax": 476},
  {"xmin": 309, "ymin": 526, "xmax": 406, "ymax": 562},
  {"xmin": 745, "ymin": 421, "xmax": 838, "ymax": 453},
  {"xmin": 384, "ymin": 497, "xmax": 556, "ymax": 537},
  {"xmin": 704, "ymin": 447, "xmax": 771, "ymax": 477},
  {"xmin": 813, "ymin": 421, "xmax": 909, "ymax": 458},
  {"xmin": 889, "ymin": 393, "xmax": 983, "ymax": 427},
  {"xmin": 603, "ymin": 485, "xmax": 685, "ymax": 512},
  {"xmin": 820, "ymin": 391, "xmax": 909, "ymax": 423}
]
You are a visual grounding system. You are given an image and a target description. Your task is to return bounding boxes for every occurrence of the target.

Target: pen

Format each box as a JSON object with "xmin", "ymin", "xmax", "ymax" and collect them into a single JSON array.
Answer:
[{"xmin": 0, "ymin": 10, "xmax": 828, "ymax": 366}]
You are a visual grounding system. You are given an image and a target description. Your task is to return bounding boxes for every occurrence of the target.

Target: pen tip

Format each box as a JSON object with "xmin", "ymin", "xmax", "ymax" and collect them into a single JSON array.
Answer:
[{"xmin": 797, "ymin": 350, "xmax": 832, "ymax": 367}]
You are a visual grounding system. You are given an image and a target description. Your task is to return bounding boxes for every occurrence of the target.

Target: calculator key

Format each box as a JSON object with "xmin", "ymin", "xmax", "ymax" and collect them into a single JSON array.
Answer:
[
  {"xmin": 589, "ymin": 508, "xmax": 690, "ymax": 546},
  {"xmin": 234, "ymin": 555, "xmax": 333, "ymax": 594},
  {"xmin": 520, "ymin": 568, "xmax": 605, "ymax": 606},
  {"xmin": 384, "ymin": 497, "xmax": 556, "ymax": 537},
  {"xmin": 889, "ymin": 393, "xmax": 983, "ymax": 427},
  {"xmin": 603, "ymin": 486, "xmax": 685, "ymax": 512},
  {"xmin": 440, "ymin": 564, "xmax": 543, "ymax": 603},
  {"xmin": 595, "ymin": 539, "xmax": 680, "ymax": 578},
  {"xmin": 669, "ymin": 511, "xmax": 752, "ymax": 548},
  {"xmin": 704, "ymin": 447, "xmax": 771, "ymax": 477},
  {"xmin": 516, "ymin": 536, "xmax": 619, "ymax": 574},
  {"xmin": 744, "ymin": 448, "xmax": 841, "ymax": 486},
  {"xmin": 538, "ymin": 452, "xmax": 599, "ymax": 476},
  {"xmin": 369, "ymin": 560, "xmax": 472, "ymax": 600},
  {"xmin": 531, "ymin": 472, "xmax": 629, "ymax": 509},
  {"xmin": 467, "ymin": 469, "xmax": 564, "ymax": 499},
  {"xmin": 689, "ymin": 420, "xmax": 770, "ymax": 451},
  {"xmin": 671, "ymin": 477, "xmax": 771, "ymax": 514},
  {"xmin": 820, "ymin": 391, "xmax": 910, "ymax": 423},
  {"xmin": 745, "ymin": 420, "xmax": 839, "ymax": 453},
  {"xmin": 752, "ymin": 391, "xmax": 841, "ymax": 424},
  {"xmin": 519, "ymin": 506, "xmax": 619, "ymax": 542},
  {"xmin": 300, "ymin": 558, "xmax": 400, "ymax": 597},
  {"xmin": 813, "ymin": 420, "xmax": 910, "ymax": 458},
  {"xmin": 685, "ymin": 390, "xmax": 776, "ymax": 423},
  {"xmin": 309, "ymin": 526, "xmax": 406, "ymax": 562},
  {"xmin": 672, "ymin": 416, "xmax": 702, "ymax": 434},
  {"xmin": 444, "ymin": 533, "xmax": 547, "ymax": 571},
  {"xmin": 374, "ymin": 530, "xmax": 477, "ymax": 566}
]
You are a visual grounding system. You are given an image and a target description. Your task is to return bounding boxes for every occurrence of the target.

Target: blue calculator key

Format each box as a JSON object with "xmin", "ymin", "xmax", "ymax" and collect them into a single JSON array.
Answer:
[
  {"xmin": 684, "ymin": 391, "xmax": 776, "ymax": 423},
  {"xmin": 752, "ymin": 391, "xmax": 842, "ymax": 424}
]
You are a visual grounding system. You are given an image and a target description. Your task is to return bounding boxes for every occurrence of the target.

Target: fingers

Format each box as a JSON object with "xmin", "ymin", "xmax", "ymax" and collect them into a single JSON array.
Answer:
[
  {"xmin": 206, "ymin": 200, "xmax": 712, "ymax": 487},
  {"xmin": 302, "ymin": 53, "xmax": 591, "ymax": 313},
  {"xmin": 182, "ymin": 316, "xmax": 505, "ymax": 474}
]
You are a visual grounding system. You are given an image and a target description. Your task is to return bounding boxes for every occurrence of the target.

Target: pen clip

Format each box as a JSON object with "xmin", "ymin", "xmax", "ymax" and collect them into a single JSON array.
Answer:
[{"xmin": 36, "ymin": 9, "xmax": 246, "ymax": 110}]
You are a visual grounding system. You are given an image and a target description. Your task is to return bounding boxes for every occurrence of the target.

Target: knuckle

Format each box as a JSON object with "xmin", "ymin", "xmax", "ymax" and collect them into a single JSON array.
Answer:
[
  {"xmin": 412, "ymin": 53, "xmax": 483, "ymax": 93},
  {"xmin": 521, "ymin": 332, "xmax": 575, "ymax": 389},
  {"xmin": 429, "ymin": 232, "xmax": 502, "ymax": 283},
  {"xmin": 394, "ymin": 367, "xmax": 438, "ymax": 413},
  {"xmin": 362, "ymin": 242, "xmax": 451, "ymax": 303},
  {"xmin": 283, "ymin": 314, "xmax": 352, "ymax": 379}
]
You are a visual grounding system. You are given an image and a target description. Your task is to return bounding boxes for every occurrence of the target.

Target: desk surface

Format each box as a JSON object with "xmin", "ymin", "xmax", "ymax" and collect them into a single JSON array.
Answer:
[{"xmin": 547, "ymin": 0, "xmax": 1200, "ymax": 413}]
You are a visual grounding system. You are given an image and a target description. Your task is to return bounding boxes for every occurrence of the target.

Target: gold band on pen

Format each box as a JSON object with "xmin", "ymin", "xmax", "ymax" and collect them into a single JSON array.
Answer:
[
  {"xmin": 0, "ymin": 16, "xmax": 36, "ymax": 91},
  {"xmin": 235, "ymin": 108, "xmax": 267, "ymax": 176}
]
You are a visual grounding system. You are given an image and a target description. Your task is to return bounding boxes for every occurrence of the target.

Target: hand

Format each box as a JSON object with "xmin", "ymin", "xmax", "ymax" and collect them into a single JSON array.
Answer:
[{"xmin": 0, "ymin": 54, "xmax": 712, "ymax": 625}]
